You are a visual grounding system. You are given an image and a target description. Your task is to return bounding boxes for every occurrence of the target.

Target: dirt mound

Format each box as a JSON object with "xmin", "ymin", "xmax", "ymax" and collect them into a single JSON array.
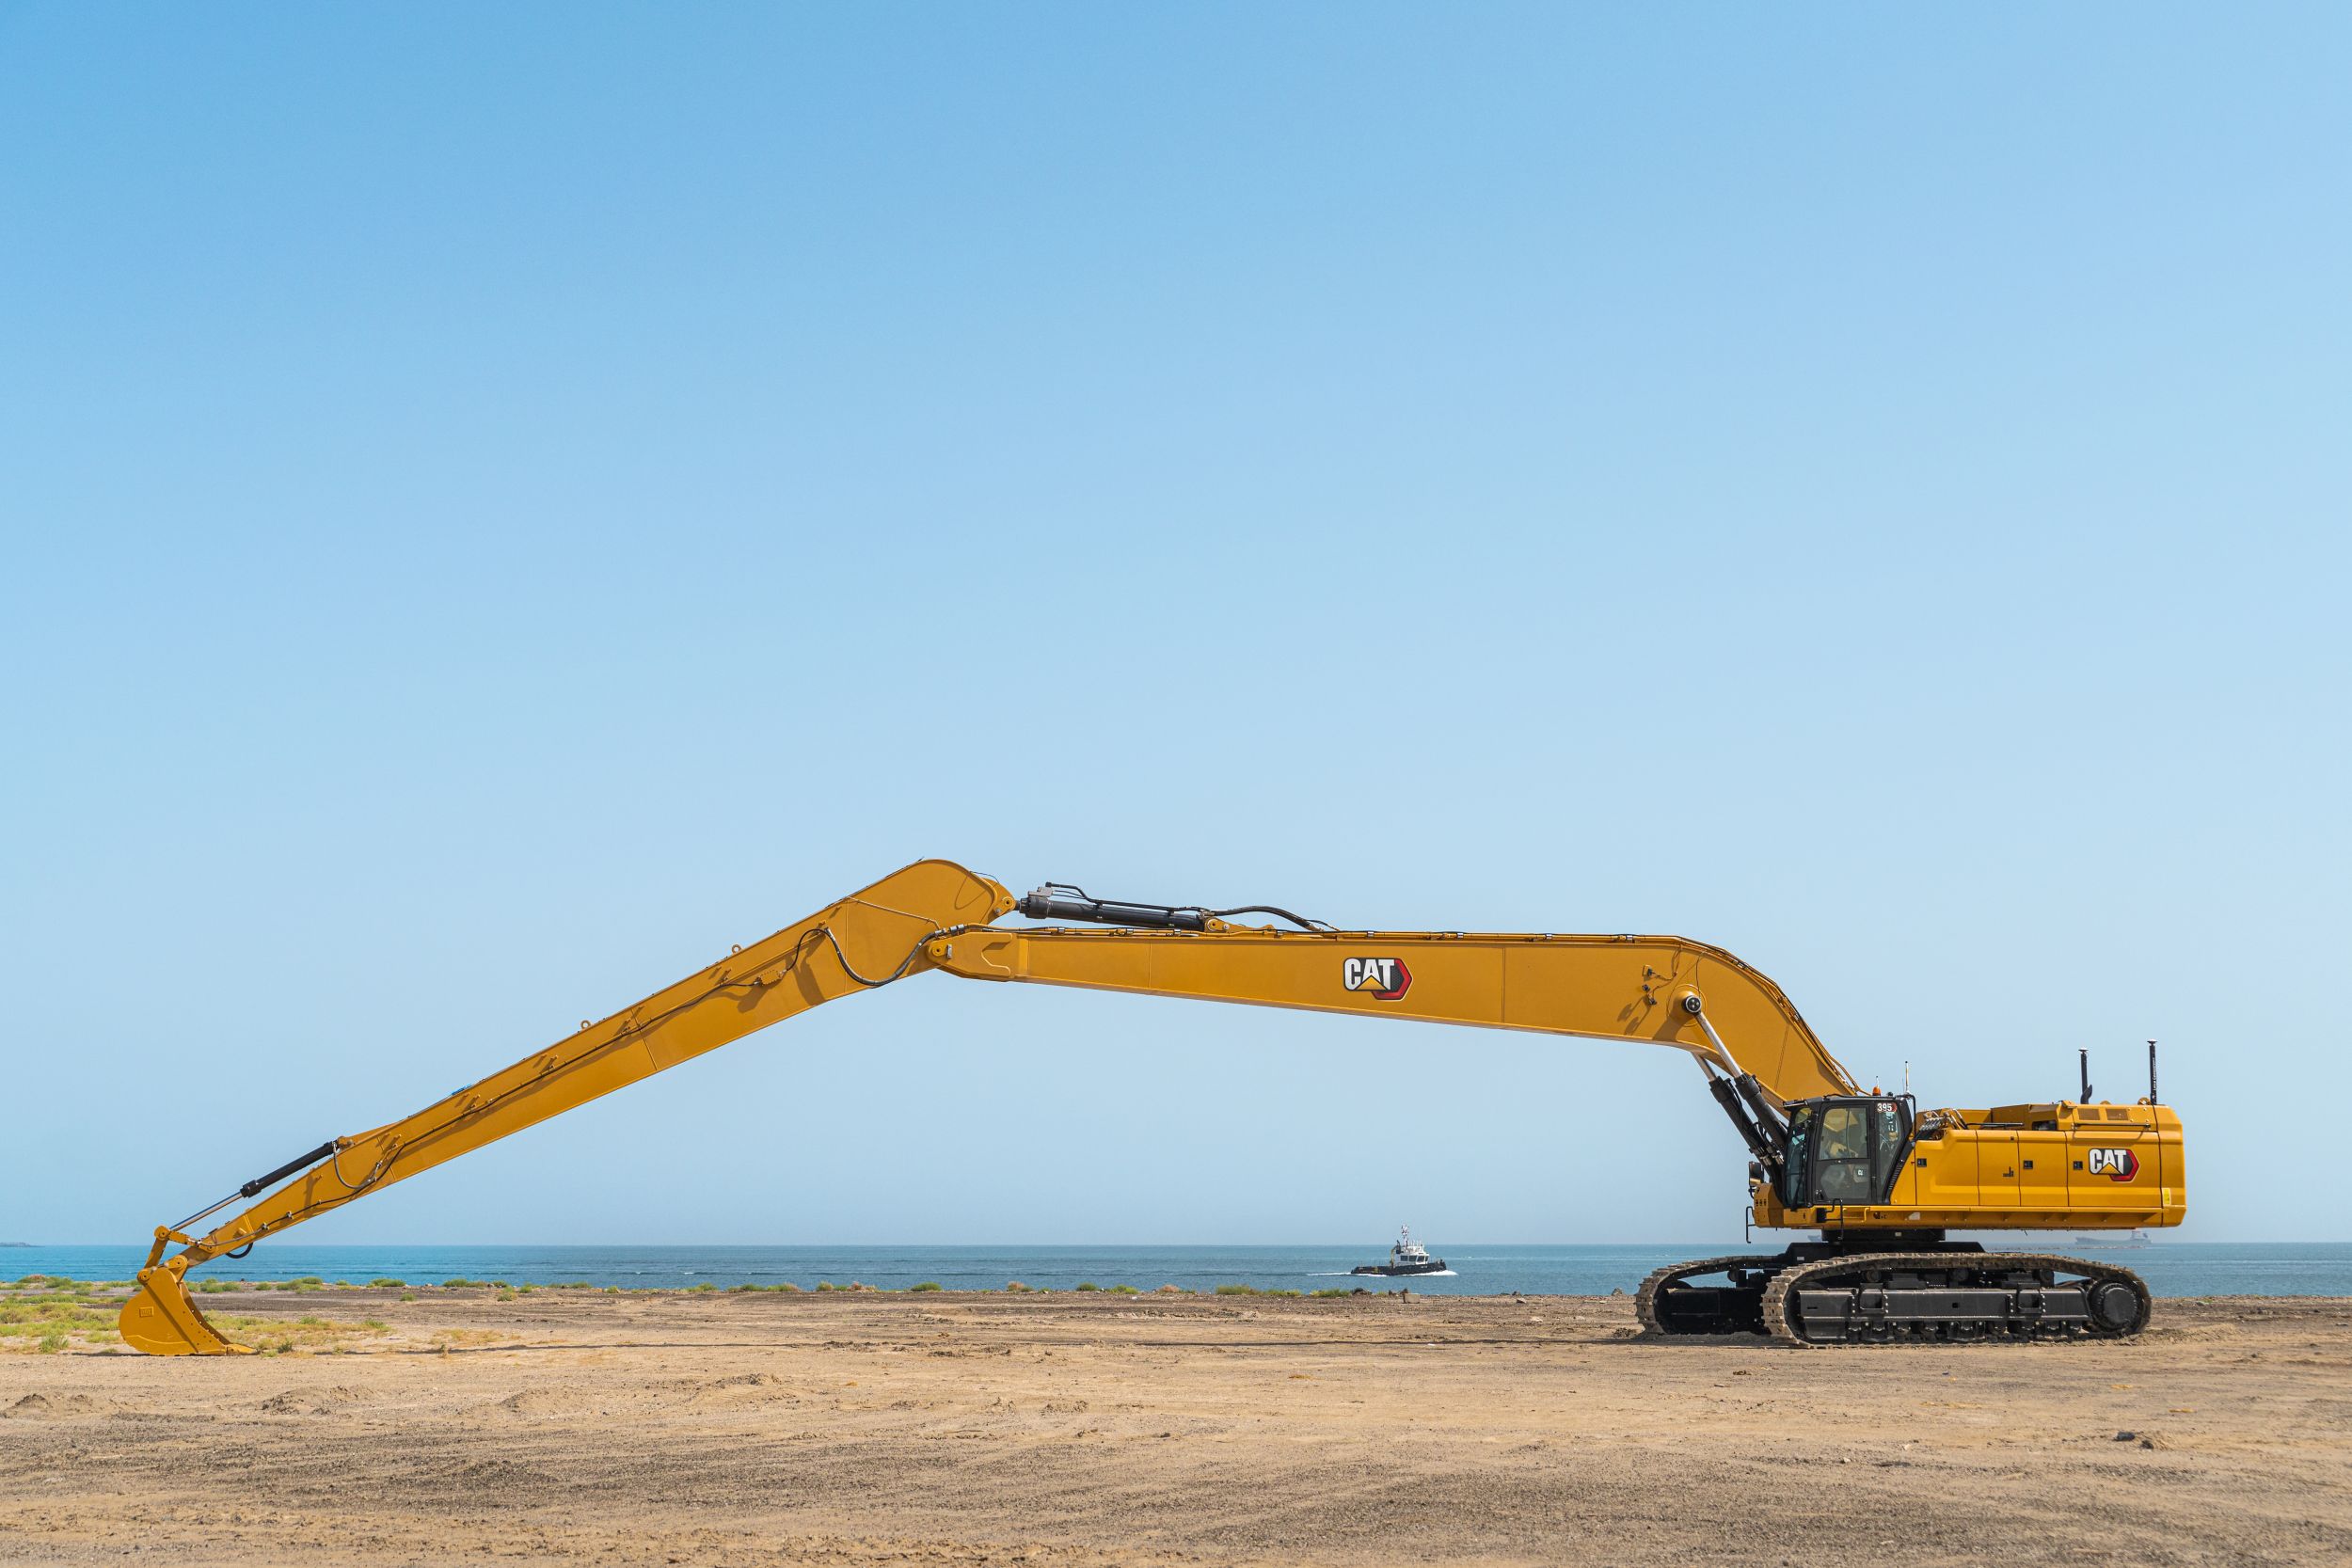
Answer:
[
  {"xmin": 260, "ymin": 1385, "xmax": 363, "ymax": 1416},
  {"xmin": 686, "ymin": 1371, "xmax": 796, "ymax": 1403},
  {"xmin": 7, "ymin": 1393, "xmax": 107, "ymax": 1419}
]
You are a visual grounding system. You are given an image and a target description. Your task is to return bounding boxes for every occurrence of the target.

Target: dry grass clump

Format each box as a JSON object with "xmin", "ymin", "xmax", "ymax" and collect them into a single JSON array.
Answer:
[{"xmin": 0, "ymin": 1284, "xmax": 120, "ymax": 1353}]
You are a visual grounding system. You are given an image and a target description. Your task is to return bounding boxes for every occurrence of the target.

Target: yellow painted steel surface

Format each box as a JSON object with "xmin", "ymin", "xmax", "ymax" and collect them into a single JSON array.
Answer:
[
  {"xmin": 925, "ymin": 926, "xmax": 1858, "ymax": 1104},
  {"xmin": 120, "ymin": 860, "xmax": 1014, "ymax": 1354},
  {"xmin": 1752, "ymin": 1101, "xmax": 2186, "ymax": 1233},
  {"xmin": 121, "ymin": 858, "xmax": 2187, "ymax": 1354}
]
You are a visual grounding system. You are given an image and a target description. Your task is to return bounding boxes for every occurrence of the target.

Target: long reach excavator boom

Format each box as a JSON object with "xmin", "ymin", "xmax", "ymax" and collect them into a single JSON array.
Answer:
[{"xmin": 121, "ymin": 859, "xmax": 2183, "ymax": 1354}]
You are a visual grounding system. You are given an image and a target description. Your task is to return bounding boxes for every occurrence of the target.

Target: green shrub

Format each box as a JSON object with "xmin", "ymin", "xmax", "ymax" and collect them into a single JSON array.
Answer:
[
  {"xmin": 1074, "ymin": 1281, "xmax": 1101, "ymax": 1291},
  {"xmin": 1108, "ymin": 1284, "xmax": 1140, "ymax": 1295},
  {"xmin": 37, "ymin": 1330, "xmax": 66, "ymax": 1354},
  {"xmin": 443, "ymin": 1278, "xmax": 483, "ymax": 1289},
  {"xmin": 292, "ymin": 1276, "xmax": 325, "ymax": 1287},
  {"xmin": 688, "ymin": 1282, "xmax": 717, "ymax": 1293},
  {"xmin": 297, "ymin": 1315, "xmax": 326, "ymax": 1327},
  {"xmin": 815, "ymin": 1281, "xmax": 839, "ymax": 1291},
  {"xmin": 400, "ymin": 1292, "xmax": 416, "ymax": 1302},
  {"xmin": 1263, "ymin": 1289, "xmax": 1301, "ymax": 1298},
  {"xmin": 516, "ymin": 1284, "xmax": 535, "ymax": 1294},
  {"xmin": 369, "ymin": 1278, "xmax": 405, "ymax": 1289},
  {"xmin": 910, "ymin": 1281, "xmax": 943, "ymax": 1291},
  {"xmin": 729, "ymin": 1283, "xmax": 761, "ymax": 1292},
  {"xmin": 490, "ymin": 1281, "xmax": 513, "ymax": 1291},
  {"xmin": 363, "ymin": 1318, "xmax": 388, "ymax": 1329},
  {"xmin": 1214, "ymin": 1284, "xmax": 1255, "ymax": 1296},
  {"xmin": 1311, "ymin": 1288, "xmax": 1351, "ymax": 1298},
  {"xmin": 561, "ymin": 1281, "xmax": 594, "ymax": 1290},
  {"xmin": 772, "ymin": 1282, "xmax": 802, "ymax": 1292}
]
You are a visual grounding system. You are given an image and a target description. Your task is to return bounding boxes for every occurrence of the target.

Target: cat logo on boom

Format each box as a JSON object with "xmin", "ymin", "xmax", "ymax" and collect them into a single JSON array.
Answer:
[
  {"xmin": 2086, "ymin": 1148, "xmax": 2140, "ymax": 1181},
  {"xmin": 1343, "ymin": 957, "xmax": 1412, "ymax": 1002}
]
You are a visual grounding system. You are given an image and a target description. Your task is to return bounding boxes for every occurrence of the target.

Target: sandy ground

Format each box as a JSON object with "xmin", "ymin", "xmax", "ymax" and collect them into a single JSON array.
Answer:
[{"xmin": 2, "ymin": 1286, "xmax": 2348, "ymax": 1567}]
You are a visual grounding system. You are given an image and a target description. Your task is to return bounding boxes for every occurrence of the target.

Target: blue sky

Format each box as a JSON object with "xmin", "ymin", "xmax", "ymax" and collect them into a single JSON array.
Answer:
[{"xmin": 4, "ymin": 5, "xmax": 2345, "ymax": 1247}]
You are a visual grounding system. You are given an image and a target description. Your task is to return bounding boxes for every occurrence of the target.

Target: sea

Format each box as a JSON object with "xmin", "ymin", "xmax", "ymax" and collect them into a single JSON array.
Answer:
[{"xmin": 7, "ymin": 1242, "xmax": 2348, "ymax": 1298}]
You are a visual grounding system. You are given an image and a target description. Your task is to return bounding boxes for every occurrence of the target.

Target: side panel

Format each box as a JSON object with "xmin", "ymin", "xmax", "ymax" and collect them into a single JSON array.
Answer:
[
  {"xmin": 2016, "ymin": 1131, "xmax": 2071, "ymax": 1220},
  {"xmin": 1973, "ymin": 1131, "xmax": 2022, "ymax": 1210}
]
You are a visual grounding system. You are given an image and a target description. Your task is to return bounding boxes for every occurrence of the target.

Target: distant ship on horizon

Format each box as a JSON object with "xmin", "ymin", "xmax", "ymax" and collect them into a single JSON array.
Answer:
[
  {"xmin": 1351, "ymin": 1227, "xmax": 1450, "ymax": 1277},
  {"xmin": 2073, "ymin": 1230, "xmax": 2153, "ymax": 1250}
]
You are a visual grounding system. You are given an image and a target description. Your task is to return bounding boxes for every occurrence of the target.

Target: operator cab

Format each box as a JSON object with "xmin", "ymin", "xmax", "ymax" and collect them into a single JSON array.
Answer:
[{"xmin": 1776, "ymin": 1096, "xmax": 1913, "ymax": 1210}]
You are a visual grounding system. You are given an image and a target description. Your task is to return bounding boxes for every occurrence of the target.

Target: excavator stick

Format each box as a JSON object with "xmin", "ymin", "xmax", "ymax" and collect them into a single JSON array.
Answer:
[{"xmin": 119, "ymin": 859, "xmax": 1017, "ymax": 1354}]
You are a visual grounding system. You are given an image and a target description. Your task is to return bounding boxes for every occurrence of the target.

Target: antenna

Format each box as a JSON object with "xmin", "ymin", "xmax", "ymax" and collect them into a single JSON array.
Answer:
[
  {"xmin": 2079, "ymin": 1048, "xmax": 2092, "ymax": 1103},
  {"xmin": 2148, "ymin": 1039, "xmax": 2159, "ymax": 1104}
]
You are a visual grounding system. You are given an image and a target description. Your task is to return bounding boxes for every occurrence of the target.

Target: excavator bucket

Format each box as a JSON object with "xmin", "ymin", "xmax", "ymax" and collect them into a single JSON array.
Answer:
[{"xmin": 119, "ymin": 1267, "xmax": 246, "ymax": 1355}]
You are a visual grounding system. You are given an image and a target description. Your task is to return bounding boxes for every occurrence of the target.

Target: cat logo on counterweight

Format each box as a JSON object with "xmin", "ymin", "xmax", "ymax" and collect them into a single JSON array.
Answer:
[
  {"xmin": 1343, "ymin": 957, "xmax": 1412, "ymax": 1002},
  {"xmin": 2086, "ymin": 1148, "xmax": 2141, "ymax": 1181}
]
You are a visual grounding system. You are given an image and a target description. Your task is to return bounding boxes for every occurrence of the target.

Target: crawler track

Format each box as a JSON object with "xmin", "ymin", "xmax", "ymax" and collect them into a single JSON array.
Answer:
[
  {"xmin": 1759, "ymin": 1251, "xmax": 2153, "ymax": 1345},
  {"xmin": 1633, "ymin": 1255, "xmax": 1777, "ymax": 1337}
]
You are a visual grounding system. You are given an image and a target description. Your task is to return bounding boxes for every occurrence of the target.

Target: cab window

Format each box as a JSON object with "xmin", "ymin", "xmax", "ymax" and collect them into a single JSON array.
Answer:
[{"xmin": 1814, "ymin": 1105, "xmax": 1875, "ymax": 1203}]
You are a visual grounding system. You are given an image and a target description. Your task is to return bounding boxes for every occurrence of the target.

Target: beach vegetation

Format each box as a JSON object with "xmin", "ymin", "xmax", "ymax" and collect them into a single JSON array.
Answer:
[
  {"xmin": 1074, "ymin": 1281, "xmax": 1101, "ymax": 1291},
  {"xmin": 687, "ymin": 1282, "xmax": 717, "ymax": 1293},
  {"xmin": 369, "ymin": 1278, "xmax": 405, "ymax": 1288},
  {"xmin": 442, "ymin": 1278, "xmax": 484, "ymax": 1289},
  {"xmin": 1310, "ymin": 1288, "xmax": 1351, "ymax": 1298},
  {"xmin": 1108, "ymin": 1284, "xmax": 1140, "ymax": 1294},
  {"xmin": 38, "ymin": 1331, "xmax": 66, "ymax": 1354},
  {"xmin": 772, "ymin": 1282, "xmax": 802, "ymax": 1292},
  {"xmin": 1213, "ymin": 1284, "xmax": 1255, "ymax": 1296},
  {"xmin": 1262, "ymin": 1289, "xmax": 1301, "ymax": 1298},
  {"xmin": 910, "ymin": 1281, "xmax": 943, "ymax": 1291},
  {"xmin": 815, "ymin": 1281, "xmax": 840, "ymax": 1291},
  {"xmin": 1005, "ymin": 1281, "xmax": 1033, "ymax": 1292}
]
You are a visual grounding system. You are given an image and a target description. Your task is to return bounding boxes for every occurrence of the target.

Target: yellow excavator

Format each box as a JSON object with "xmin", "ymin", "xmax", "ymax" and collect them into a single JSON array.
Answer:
[{"xmin": 120, "ymin": 859, "xmax": 2185, "ymax": 1354}]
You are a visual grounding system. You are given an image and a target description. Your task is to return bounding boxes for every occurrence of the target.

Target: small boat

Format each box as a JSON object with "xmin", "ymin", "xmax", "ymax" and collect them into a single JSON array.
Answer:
[{"xmin": 1351, "ymin": 1227, "xmax": 1448, "ymax": 1277}]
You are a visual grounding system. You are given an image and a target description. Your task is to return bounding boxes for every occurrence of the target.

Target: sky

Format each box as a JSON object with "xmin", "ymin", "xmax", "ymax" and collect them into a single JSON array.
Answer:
[{"xmin": 3, "ymin": 5, "xmax": 2346, "ymax": 1248}]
